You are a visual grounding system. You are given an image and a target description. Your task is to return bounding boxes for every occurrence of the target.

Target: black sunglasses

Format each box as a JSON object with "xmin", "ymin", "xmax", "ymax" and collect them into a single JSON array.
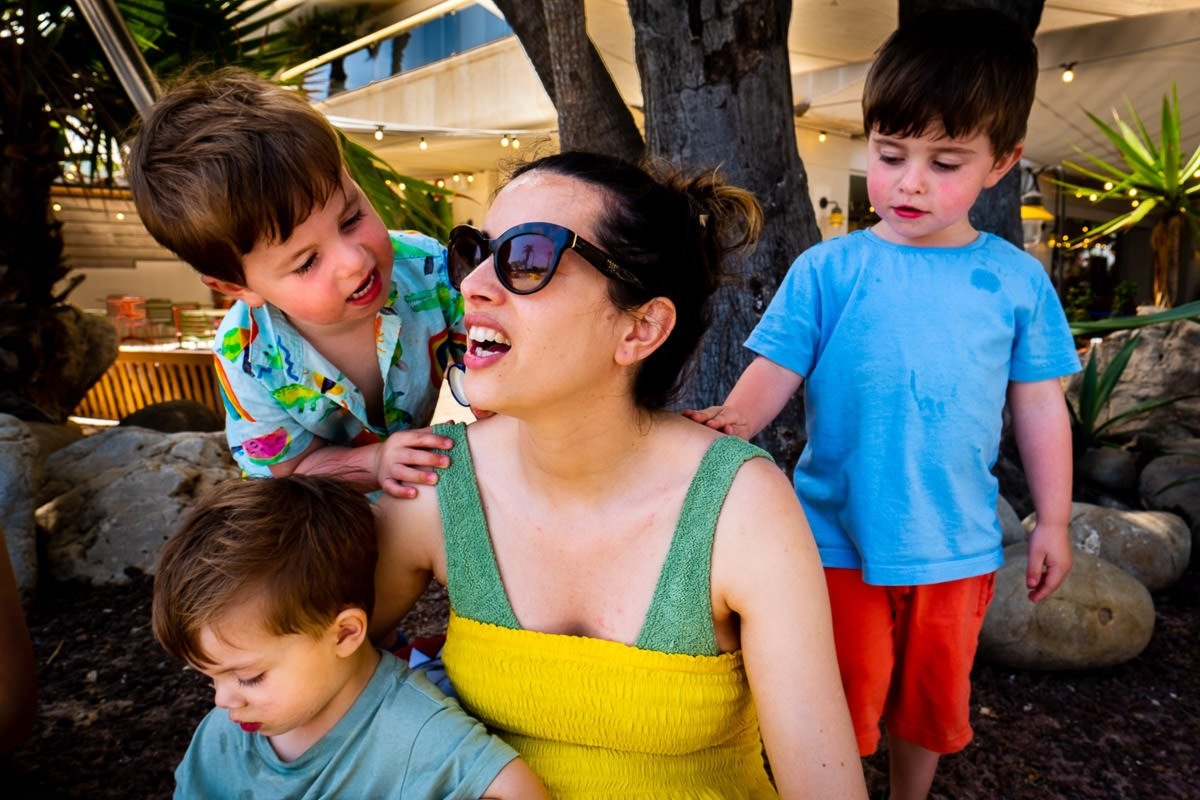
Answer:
[{"xmin": 447, "ymin": 221, "xmax": 644, "ymax": 295}]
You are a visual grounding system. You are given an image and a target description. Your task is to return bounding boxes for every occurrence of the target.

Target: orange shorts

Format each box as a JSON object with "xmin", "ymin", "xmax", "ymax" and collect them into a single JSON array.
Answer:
[{"xmin": 824, "ymin": 568, "xmax": 996, "ymax": 756}]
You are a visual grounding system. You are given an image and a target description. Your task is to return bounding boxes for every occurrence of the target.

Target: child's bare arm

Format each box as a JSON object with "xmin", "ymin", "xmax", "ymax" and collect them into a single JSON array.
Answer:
[
  {"xmin": 269, "ymin": 429, "xmax": 454, "ymax": 499},
  {"xmin": 683, "ymin": 356, "xmax": 804, "ymax": 439},
  {"xmin": 1008, "ymin": 378, "xmax": 1074, "ymax": 602},
  {"xmin": 479, "ymin": 757, "xmax": 549, "ymax": 799}
]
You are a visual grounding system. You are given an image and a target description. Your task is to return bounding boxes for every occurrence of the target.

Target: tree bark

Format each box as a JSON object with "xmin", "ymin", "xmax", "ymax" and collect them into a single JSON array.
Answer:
[
  {"xmin": 900, "ymin": 0, "xmax": 1045, "ymax": 248},
  {"xmin": 629, "ymin": 0, "xmax": 811, "ymax": 467},
  {"xmin": 1151, "ymin": 212, "xmax": 1198, "ymax": 307},
  {"xmin": 492, "ymin": 0, "xmax": 644, "ymax": 161}
]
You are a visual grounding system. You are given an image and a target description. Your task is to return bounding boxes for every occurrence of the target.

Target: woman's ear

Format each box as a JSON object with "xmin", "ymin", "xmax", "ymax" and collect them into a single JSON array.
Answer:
[
  {"xmin": 331, "ymin": 608, "xmax": 369, "ymax": 657},
  {"xmin": 615, "ymin": 297, "xmax": 676, "ymax": 366},
  {"xmin": 201, "ymin": 275, "xmax": 266, "ymax": 308}
]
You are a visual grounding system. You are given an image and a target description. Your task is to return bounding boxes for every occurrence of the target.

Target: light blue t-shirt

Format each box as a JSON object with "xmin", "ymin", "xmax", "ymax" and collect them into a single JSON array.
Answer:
[
  {"xmin": 213, "ymin": 231, "xmax": 466, "ymax": 477},
  {"xmin": 174, "ymin": 651, "xmax": 516, "ymax": 799},
  {"xmin": 747, "ymin": 229, "xmax": 1080, "ymax": 585}
]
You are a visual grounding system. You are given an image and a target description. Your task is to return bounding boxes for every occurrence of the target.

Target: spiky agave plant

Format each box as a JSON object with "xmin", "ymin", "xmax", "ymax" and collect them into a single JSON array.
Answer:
[{"xmin": 1056, "ymin": 85, "xmax": 1200, "ymax": 308}]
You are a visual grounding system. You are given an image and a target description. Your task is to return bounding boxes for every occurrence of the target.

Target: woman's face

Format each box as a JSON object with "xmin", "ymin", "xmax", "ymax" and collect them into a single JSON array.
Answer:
[{"xmin": 459, "ymin": 170, "xmax": 632, "ymax": 416}]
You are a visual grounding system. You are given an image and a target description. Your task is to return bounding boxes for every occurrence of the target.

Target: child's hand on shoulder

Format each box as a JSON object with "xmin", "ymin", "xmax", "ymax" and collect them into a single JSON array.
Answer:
[
  {"xmin": 375, "ymin": 428, "xmax": 454, "ymax": 499},
  {"xmin": 682, "ymin": 406, "xmax": 750, "ymax": 439}
]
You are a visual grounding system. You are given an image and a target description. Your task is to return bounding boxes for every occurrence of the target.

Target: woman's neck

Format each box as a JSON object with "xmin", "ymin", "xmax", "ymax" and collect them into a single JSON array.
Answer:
[{"xmin": 507, "ymin": 399, "xmax": 663, "ymax": 499}]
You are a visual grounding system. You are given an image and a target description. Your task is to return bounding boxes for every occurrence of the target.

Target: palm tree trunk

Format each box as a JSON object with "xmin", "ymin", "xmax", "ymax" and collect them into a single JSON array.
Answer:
[{"xmin": 1150, "ymin": 212, "xmax": 1197, "ymax": 307}]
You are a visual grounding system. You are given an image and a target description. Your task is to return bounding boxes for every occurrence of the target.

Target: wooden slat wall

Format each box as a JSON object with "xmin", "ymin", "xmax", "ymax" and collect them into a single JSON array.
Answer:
[
  {"xmin": 52, "ymin": 186, "xmax": 186, "ymax": 272},
  {"xmin": 74, "ymin": 349, "xmax": 223, "ymax": 421}
]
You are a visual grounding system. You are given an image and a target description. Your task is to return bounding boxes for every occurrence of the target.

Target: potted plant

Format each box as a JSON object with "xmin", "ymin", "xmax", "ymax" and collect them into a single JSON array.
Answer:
[{"xmin": 1056, "ymin": 84, "xmax": 1199, "ymax": 308}]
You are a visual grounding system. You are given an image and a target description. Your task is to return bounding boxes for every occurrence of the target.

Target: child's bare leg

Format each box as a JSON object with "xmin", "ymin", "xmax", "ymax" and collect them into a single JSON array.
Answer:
[{"xmin": 887, "ymin": 734, "xmax": 939, "ymax": 800}]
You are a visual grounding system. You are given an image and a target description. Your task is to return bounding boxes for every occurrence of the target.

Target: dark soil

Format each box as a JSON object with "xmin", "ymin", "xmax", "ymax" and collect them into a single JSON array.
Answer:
[{"xmin": 4, "ymin": 566, "xmax": 1198, "ymax": 799}]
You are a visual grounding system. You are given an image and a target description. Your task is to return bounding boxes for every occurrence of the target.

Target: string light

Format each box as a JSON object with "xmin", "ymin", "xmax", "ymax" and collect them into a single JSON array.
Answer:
[
  {"xmin": 435, "ymin": 178, "xmax": 445, "ymax": 188},
  {"xmin": 818, "ymin": 131, "xmax": 828, "ymax": 143},
  {"xmin": 374, "ymin": 125, "xmax": 384, "ymax": 141},
  {"xmin": 1103, "ymin": 181, "xmax": 1114, "ymax": 191},
  {"xmin": 1128, "ymin": 188, "xmax": 1138, "ymax": 197},
  {"xmin": 511, "ymin": 136, "xmax": 520, "ymax": 149},
  {"xmin": 52, "ymin": 202, "xmax": 62, "ymax": 212},
  {"xmin": 500, "ymin": 134, "xmax": 509, "ymax": 147},
  {"xmin": 466, "ymin": 173, "xmax": 475, "ymax": 184},
  {"xmin": 115, "ymin": 212, "xmax": 125, "ymax": 221},
  {"xmin": 1060, "ymin": 62, "xmax": 1076, "ymax": 83},
  {"xmin": 452, "ymin": 173, "xmax": 461, "ymax": 183},
  {"xmin": 418, "ymin": 137, "xmax": 427, "ymax": 150}
]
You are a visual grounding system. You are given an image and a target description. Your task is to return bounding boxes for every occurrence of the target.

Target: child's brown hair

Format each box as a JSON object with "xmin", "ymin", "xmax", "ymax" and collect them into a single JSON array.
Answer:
[
  {"xmin": 152, "ymin": 475, "xmax": 377, "ymax": 667},
  {"xmin": 862, "ymin": 8, "xmax": 1037, "ymax": 159},
  {"xmin": 126, "ymin": 68, "xmax": 345, "ymax": 285}
]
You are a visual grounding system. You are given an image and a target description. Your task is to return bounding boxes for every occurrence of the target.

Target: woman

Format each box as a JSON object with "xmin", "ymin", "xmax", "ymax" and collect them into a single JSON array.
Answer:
[{"xmin": 373, "ymin": 152, "xmax": 866, "ymax": 798}]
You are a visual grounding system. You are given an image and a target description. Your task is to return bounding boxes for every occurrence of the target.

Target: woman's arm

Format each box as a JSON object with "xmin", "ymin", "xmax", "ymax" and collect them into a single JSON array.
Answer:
[
  {"xmin": 714, "ymin": 459, "xmax": 867, "ymax": 799},
  {"xmin": 370, "ymin": 491, "xmax": 446, "ymax": 643}
]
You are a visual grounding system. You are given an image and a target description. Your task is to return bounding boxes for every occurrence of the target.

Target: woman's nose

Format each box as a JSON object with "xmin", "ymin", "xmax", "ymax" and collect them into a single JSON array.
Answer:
[{"xmin": 459, "ymin": 254, "xmax": 501, "ymax": 300}]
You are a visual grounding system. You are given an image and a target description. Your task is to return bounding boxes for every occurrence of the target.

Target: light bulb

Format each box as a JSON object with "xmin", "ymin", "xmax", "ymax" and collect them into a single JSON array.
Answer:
[
  {"xmin": 500, "ymin": 134, "xmax": 509, "ymax": 147},
  {"xmin": 452, "ymin": 173, "xmax": 461, "ymax": 183},
  {"xmin": 467, "ymin": 173, "xmax": 474, "ymax": 184},
  {"xmin": 115, "ymin": 211, "xmax": 125, "ymax": 221},
  {"xmin": 1103, "ymin": 181, "xmax": 1113, "ymax": 191},
  {"xmin": 374, "ymin": 126, "xmax": 383, "ymax": 141},
  {"xmin": 419, "ymin": 137, "xmax": 427, "ymax": 150},
  {"xmin": 511, "ymin": 137, "xmax": 520, "ymax": 149},
  {"xmin": 1061, "ymin": 64, "xmax": 1075, "ymax": 83},
  {"xmin": 818, "ymin": 131, "xmax": 827, "ymax": 143}
]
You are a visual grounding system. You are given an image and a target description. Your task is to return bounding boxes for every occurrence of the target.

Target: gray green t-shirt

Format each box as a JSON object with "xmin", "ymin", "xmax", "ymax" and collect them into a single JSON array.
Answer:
[{"xmin": 174, "ymin": 651, "xmax": 516, "ymax": 799}]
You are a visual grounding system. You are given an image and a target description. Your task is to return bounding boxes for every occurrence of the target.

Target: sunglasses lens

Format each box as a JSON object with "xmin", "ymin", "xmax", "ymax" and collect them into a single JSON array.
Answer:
[
  {"xmin": 447, "ymin": 363, "xmax": 469, "ymax": 407},
  {"xmin": 448, "ymin": 232, "xmax": 484, "ymax": 288},
  {"xmin": 498, "ymin": 233, "xmax": 556, "ymax": 293}
]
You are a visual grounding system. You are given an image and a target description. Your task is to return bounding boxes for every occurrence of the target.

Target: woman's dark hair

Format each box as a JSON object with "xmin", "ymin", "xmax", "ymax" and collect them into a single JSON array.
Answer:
[{"xmin": 508, "ymin": 152, "xmax": 762, "ymax": 410}]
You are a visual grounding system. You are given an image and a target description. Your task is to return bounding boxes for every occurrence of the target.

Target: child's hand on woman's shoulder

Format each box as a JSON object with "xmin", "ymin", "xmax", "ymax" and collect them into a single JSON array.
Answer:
[{"xmin": 374, "ymin": 428, "xmax": 455, "ymax": 498}]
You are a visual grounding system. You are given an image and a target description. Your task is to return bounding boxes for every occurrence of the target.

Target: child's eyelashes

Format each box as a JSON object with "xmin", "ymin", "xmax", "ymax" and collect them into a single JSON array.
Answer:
[
  {"xmin": 294, "ymin": 255, "xmax": 316, "ymax": 275},
  {"xmin": 341, "ymin": 210, "xmax": 366, "ymax": 232},
  {"xmin": 237, "ymin": 673, "xmax": 265, "ymax": 687},
  {"xmin": 932, "ymin": 161, "xmax": 962, "ymax": 172}
]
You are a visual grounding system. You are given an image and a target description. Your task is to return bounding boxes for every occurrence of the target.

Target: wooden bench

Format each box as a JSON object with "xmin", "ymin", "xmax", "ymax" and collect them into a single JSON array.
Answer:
[{"xmin": 73, "ymin": 348, "xmax": 222, "ymax": 421}]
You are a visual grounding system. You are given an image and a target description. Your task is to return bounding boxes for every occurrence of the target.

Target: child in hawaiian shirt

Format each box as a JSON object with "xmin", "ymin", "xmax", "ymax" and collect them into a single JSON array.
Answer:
[{"xmin": 128, "ymin": 68, "xmax": 464, "ymax": 497}]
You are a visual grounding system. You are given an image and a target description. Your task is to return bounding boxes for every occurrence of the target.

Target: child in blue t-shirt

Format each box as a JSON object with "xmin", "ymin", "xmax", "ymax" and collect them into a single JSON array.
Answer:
[
  {"xmin": 129, "ymin": 69, "xmax": 464, "ymax": 498},
  {"xmin": 153, "ymin": 475, "xmax": 545, "ymax": 799},
  {"xmin": 687, "ymin": 9, "xmax": 1081, "ymax": 799}
]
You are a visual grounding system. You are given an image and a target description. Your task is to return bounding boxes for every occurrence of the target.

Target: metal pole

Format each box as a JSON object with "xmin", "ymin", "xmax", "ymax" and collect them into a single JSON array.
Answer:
[{"xmin": 73, "ymin": 0, "xmax": 159, "ymax": 115}]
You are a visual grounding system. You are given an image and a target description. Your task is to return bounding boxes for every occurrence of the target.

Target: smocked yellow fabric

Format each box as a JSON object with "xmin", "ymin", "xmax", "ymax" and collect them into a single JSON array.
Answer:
[
  {"xmin": 431, "ymin": 422, "xmax": 778, "ymax": 795},
  {"xmin": 443, "ymin": 612, "xmax": 778, "ymax": 798}
]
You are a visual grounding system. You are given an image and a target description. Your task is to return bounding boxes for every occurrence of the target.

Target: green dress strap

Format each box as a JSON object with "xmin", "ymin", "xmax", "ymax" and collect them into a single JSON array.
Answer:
[
  {"xmin": 435, "ymin": 423, "xmax": 772, "ymax": 654},
  {"xmin": 434, "ymin": 422, "xmax": 520, "ymax": 628},
  {"xmin": 635, "ymin": 435, "xmax": 773, "ymax": 656}
]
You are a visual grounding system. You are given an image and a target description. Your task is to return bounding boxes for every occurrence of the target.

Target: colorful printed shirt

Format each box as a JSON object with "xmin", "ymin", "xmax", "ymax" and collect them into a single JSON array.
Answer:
[{"xmin": 212, "ymin": 231, "xmax": 466, "ymax": 477}]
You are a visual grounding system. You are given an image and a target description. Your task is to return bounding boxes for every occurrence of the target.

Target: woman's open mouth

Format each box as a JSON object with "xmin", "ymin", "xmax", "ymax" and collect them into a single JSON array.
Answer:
[{"xmin": 468, "ymin": 325, "xmax": 511, "ymax": 358}]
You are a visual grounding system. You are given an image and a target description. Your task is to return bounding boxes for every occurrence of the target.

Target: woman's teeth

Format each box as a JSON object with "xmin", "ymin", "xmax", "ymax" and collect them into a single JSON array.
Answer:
[{"xmin": 469, "ymin": 325, "xmax": 511, "ymax": 355}]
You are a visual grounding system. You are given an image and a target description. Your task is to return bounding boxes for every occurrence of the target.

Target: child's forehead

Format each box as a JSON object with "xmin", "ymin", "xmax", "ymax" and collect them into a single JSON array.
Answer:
[{"xmin": 869, "ymin": 124, "xmax": 994, "ymax": 154}]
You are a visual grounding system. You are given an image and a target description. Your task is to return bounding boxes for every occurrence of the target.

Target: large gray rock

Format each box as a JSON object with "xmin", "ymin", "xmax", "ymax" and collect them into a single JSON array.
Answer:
[
  {"xmin": 36, "ymin": 427, "xmax": 238, "ymax": 584},
  {"xmin": 0, "ymin": 415, "xmax": 40, "ymax": 606},
  {"xmin": 1140, "ymin": 450, "xmax": 1200, "ymax": 540},
  {"xmin": 979, "ymin": 547, "xmax": 1155, "ymax": 671},
  {"xmin": 1078, "ymin": 446, "xmax": 1138, "ymax": 491},
  {"xmin": 1067, "ymin": 321, "xmax": 1200, "ymax": 439},
  {"xmin": 997, "ymin": 496, "xmax": 1025, "ymax": 547},
  {"xmin": 1024, "ymin": 503, "xmax": 1190, "ymax": 591}
]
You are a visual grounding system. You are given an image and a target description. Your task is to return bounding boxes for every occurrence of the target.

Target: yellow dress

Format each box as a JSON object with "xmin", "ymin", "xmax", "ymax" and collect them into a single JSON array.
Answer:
[{"xmin": 433, "ymin": 423, "xmax": 778, "ymax": 798}]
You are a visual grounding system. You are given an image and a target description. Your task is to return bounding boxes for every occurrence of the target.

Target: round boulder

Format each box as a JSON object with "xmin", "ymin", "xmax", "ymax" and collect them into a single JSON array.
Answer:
[{"xmin": 979, "ymin": 547, "xmax": 1155, "ymax": 671}]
